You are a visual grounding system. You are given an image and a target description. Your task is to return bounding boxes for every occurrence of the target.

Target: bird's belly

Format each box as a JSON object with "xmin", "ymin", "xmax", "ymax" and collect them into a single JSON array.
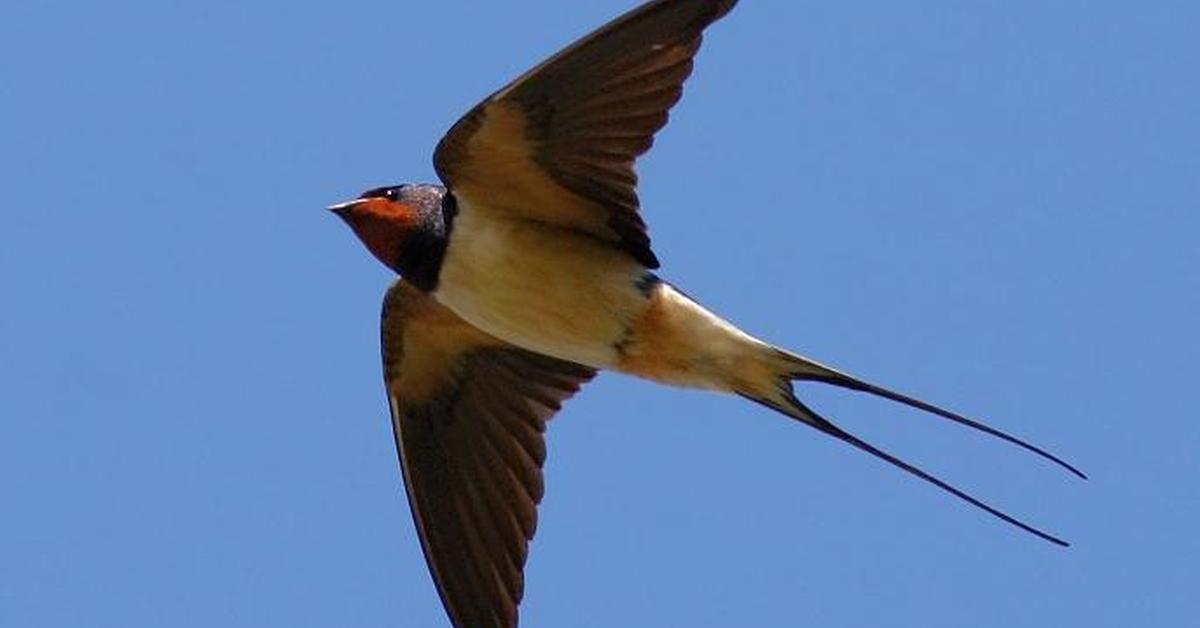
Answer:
[{"xmin": 434, "ymin": 207, "xmax": 647, "ymax": 368}]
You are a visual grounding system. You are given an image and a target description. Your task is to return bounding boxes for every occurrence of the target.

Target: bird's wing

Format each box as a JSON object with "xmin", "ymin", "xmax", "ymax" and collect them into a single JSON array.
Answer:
[
  {"xmin": 433, "ymin": 0, "xmax": 739, "ymax": 269},
  {"xmin": 380, "ymin": 281, "xmax": 596, "ymax": 628}
]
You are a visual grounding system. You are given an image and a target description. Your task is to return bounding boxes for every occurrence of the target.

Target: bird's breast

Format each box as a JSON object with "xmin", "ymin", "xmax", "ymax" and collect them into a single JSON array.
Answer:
[{"xmin": 433, "ymin": 202, "xmax": 648, "ymax": 368}]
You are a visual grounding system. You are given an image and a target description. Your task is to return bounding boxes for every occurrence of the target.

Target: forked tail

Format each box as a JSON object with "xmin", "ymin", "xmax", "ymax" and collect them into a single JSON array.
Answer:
[{"xmin": 736, "ymin": 347, "xmax": 1085, "ymax": 547}]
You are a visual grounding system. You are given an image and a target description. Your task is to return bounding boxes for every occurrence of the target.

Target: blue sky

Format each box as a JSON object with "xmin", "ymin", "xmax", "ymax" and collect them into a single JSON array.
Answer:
[{"xmin": 3, "ymin": 1, "xmax": 1197, "ymax": 626}]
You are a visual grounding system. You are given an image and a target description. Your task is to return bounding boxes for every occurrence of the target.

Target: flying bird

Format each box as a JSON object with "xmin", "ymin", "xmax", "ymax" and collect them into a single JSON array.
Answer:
[{"xmin": 329, "ymin": 1, "xmax": 1083, "ymax": 626}]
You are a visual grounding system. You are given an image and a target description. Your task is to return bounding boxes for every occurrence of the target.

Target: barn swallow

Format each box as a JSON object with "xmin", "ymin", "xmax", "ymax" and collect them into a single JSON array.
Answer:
[{"xmin": 329, "ymin": 1, "xmax": 1083, "ymax": 626}]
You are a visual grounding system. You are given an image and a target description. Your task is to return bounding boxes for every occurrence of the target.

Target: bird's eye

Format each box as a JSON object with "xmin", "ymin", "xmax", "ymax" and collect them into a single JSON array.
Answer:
[{"xmin": 359, "ymin": 185, "xmax": 403, "ymax": 201}]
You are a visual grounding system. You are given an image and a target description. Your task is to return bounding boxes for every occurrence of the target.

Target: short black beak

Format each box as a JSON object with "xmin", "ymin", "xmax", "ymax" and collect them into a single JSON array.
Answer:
[{"xmin": 327, "ymin": 199, "xmax": 361, "ymax": 218}]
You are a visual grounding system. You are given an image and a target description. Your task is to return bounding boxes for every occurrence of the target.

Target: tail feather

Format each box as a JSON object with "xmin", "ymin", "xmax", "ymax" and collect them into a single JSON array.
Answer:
[
  {"xmin": 774, "ymin": 349, "xmax": 1086, "ymax": 479},
  {"xmin": 734, "ymin": 346, "xmax": 1083, "ymax": 547}
]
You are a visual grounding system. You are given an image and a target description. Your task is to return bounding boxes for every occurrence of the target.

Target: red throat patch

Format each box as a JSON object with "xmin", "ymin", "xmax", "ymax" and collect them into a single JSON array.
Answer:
[{"xmin": 345, "ymin": 198, "xmax": 418, "ymax": 271}]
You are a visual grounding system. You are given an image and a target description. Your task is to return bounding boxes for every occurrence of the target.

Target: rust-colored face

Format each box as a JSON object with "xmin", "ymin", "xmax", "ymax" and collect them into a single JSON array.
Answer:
[{"xmin": 330, "ymin": 187, "xmax": 421, "ymax": 272}]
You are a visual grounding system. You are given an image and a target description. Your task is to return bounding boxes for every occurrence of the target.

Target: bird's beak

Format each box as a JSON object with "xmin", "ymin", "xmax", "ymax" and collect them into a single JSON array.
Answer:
[{"xmin": 327, "ymin": 199, "xmax": 362, "ymax": 217}]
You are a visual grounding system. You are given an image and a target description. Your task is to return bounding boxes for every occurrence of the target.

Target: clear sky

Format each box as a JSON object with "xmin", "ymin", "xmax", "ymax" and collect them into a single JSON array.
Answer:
[{"xmin": 3, "ymin": 1, "xmax": 1197, "ymax": 626}]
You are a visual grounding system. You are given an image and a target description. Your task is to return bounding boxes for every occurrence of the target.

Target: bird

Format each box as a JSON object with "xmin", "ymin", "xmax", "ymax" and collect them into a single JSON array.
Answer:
[{"xmin": 328, "ymin": 1, "xmax": 1083, "ymax": 626}]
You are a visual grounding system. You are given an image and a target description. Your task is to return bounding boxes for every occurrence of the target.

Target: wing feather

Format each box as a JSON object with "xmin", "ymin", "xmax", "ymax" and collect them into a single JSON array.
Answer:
[
  {"xmin": 380, "ymin": 281, "xmax": 595, "ymax": 628},
  {"xmin": 434, "ymin": 0, "xmax": 739, "ymax": 269}
]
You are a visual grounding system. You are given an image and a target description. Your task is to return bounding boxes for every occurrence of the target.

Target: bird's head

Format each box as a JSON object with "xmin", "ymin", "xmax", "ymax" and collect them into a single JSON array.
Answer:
[{"xmin": 328, "ymin": 184, "xmax": 450, "ymax": 277}]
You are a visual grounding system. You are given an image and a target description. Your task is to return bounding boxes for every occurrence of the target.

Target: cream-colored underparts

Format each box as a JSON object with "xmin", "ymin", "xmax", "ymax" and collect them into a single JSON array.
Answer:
[
  {"xmin": 435, "ymin": 199, "xmax": 780, "ymax": 394},
  {"xmin": 614, "ymin": 281, "xmax": 778, "ymax": 394},
  {"xmin": 435, "ymin": 200, "xmax": 646, "ymax": 368}
]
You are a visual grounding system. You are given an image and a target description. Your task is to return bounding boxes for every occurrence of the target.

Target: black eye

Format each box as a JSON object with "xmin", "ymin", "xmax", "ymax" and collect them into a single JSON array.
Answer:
[{"xmin": 359, "ymin": 185, "xmax": 404, "ymax": 201}]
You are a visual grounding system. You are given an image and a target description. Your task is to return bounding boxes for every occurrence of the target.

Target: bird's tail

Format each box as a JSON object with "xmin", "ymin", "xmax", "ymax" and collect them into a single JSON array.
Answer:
[{"xmin": 733, "ymin": 346, "xmax": 1084, "ymax": 546}]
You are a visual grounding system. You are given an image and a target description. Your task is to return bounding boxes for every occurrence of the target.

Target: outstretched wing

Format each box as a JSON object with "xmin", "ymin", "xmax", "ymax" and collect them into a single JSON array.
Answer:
[
  {"xmin": 380, "ymin": 281, "xmax": 596, "ymax": 628},
  {"xmin": 434, "ymin": 0, "xmax": 739, "ymax": 269}
]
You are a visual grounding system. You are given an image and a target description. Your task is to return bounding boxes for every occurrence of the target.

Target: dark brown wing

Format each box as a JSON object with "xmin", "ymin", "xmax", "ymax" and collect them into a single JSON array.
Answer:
[
  {"xmin": 380, "ymin": 281, "xmax": 596, "ymax": 628},
  {"xmin": 434, "ymin": 0, "xmax": 739, "ymax": 269}
]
